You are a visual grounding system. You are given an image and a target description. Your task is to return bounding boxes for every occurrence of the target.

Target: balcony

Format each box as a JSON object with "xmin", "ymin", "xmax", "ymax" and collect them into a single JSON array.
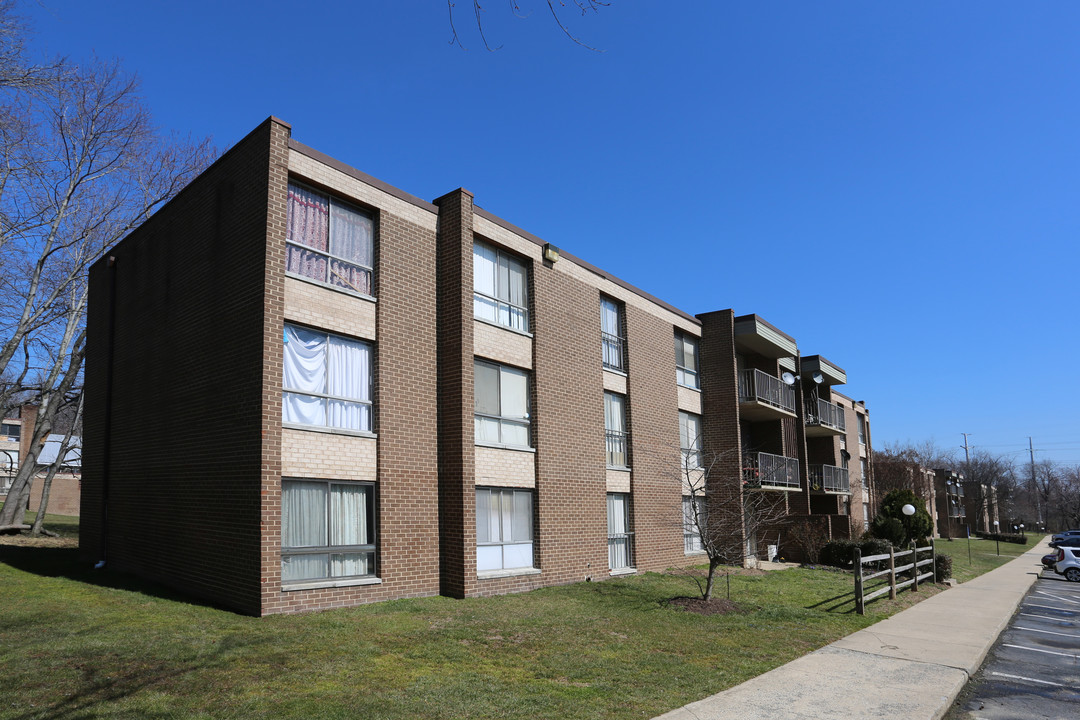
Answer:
[
  {"xmin": 810, "ymin": 464, "xmax": 850, "ymax": 494},
  {"xmin": 805, "ymin": 398, "xmax": 846, "ymax": 437},
  {"xmin": 743, "ymin": 452, "xmax": 801, "ymax": 491},
  {"xmin": 738, "ymin": 369, "xmax": 796, "ymax": 421},
  {"xmin": 606, "ymin": 430, "xmax": 628, "ymax": 469}
]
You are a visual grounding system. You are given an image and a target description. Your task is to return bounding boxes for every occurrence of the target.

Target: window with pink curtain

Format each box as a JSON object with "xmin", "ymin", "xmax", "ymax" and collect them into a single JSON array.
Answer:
[{"xmin": 286, "ymin": 182, "xmax": 373, "ymax": 297}]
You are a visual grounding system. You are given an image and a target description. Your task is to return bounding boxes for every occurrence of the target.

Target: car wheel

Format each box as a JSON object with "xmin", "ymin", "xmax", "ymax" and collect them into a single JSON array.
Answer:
[{"xmin": 1065, "ymin": 568, "xmax": 1080, "ymax": 583}]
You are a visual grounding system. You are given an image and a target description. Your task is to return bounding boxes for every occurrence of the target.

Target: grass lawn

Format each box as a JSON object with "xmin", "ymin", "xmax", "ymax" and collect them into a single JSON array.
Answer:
[
  {"xmin": 932, "ymin": 534, "xmax": 1041, "ymax": 584},
  {"xmin": 0, "ymin": 521, "xmax": 1023, "ymax": 720}
]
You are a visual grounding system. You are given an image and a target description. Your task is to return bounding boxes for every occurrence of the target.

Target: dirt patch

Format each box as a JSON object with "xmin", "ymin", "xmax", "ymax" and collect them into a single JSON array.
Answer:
[
  {"xmin": 667, "ymin": 596, "xmax": 743, "ymax": 616},
  {"xmin": 0, "ymin": 533, "xmax": 77, "ymax": 549}
]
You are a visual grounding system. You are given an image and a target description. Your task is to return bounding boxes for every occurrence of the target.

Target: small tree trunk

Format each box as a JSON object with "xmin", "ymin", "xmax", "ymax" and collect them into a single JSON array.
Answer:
[
  {"xmin": 703, "ymin": 559, "xmax": 718, "ymax": 600},
  {"xmin": 30, "ymin": 392, "xmax": 81, "ymax": 535}
]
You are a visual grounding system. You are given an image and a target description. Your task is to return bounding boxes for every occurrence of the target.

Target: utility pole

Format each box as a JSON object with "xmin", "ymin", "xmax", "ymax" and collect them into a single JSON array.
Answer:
[
  {"xmin": 1029, "ymin": 437, "xmax": 1042, "ymax": 524},
  {"xmin": 961, "ymin": 433, "xmax": 972, "ymax": 464}
]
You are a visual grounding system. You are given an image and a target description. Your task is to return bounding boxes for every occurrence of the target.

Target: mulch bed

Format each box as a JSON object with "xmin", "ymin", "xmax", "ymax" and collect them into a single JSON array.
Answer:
[{"xmin": 667, "ymin": 596, "xmax": 743, "ymax": 615}]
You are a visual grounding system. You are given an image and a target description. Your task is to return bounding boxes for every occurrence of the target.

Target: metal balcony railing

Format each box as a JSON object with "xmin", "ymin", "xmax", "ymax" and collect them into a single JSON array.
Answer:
[
  {"xmin": 805, "ymin": 398, "xmax": 846, "ymax": 432},
  {"xmin": 608, "ymin": 531, "xmax": 634, "ymax": 570},
  {"xmin": 739, "ymin": 369, "xmax": 796, "ymax": 415},
  {"xmin": 743, "ymin": 451, "xmax": 801, "ymax": 490},
  {"xmin": 606, "ymin": 430, "xmax": 628, "ymax": 468},
  {"xmin": 602, "ymin": 332, "xmax": 625, "ymax": 372},
  {"xmin": 810, "ymin": 464, "xmax": 850, "ymax": 494}
]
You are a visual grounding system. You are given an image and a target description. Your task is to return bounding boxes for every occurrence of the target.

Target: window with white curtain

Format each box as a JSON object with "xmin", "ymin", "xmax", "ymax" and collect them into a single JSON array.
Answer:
[
  {"xmin": 675, "ymin": 332, "xmax": 699, "ymax": 389},
  {"xmin": 600, "ymin": 297, "xmax": 625, "ymax": 371},
  {"xmin": 281, "ymin": 479, "xmax": 375, "ymax": 583},
  {"xmin": 283, "ymin": 324, "xmax": 372, "ymax": 433},
  {"xmin": 604, "ymin": 392, "xmax": 628, "ymax": 468},
  {"xmin": 679, "ymin": 411, "xmax": 702, "ymax": 469},
  {"xmin": 607, "ymin": 493, "xmax": 633, "ymax": 570},
  {"xmin": 683, "ymin": 495, "xmax": 706, "ymax": 554},
  {"xmin": 286, "ymin": 181, "xmax": 374, "ymax": 297},
  {"xmin": 476, "ymin": 487, "xmax": 533, "ymax": 572},
  {"xmin": 474, "ymin": 360, "xmax": 530, "ymax": 448},
  {"xmin": 473, "ymin": 241, "xmax": 529, "ymax": 332}
]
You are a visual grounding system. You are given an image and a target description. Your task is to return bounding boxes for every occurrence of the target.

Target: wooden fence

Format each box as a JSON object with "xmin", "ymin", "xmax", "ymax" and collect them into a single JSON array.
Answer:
[{"xmin": 853, "ymin": 541, "xmax": 936, "ymax": 615}]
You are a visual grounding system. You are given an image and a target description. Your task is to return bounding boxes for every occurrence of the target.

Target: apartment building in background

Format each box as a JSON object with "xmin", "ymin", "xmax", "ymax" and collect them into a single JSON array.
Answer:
[{"xmin": 81, "ymin": 117, "xmax": 875, "ymax": 615}]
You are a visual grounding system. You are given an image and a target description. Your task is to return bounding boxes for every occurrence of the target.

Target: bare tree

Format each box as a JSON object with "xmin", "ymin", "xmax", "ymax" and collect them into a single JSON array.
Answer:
[
  {"xmin": 679, "ymin": 446, "xmax": 791, "ymax": 600},
  {"xmin": 447, "ymin": 0, "xmax": 610, "ymax": 51},
  {"xmin": 0, "ymin": 22, "xmax": 214, "ymax": 531},
  {"xmin": 1057, "ymin": 466, "xmax": 1080, "ymax": 531},
  {"xmin": 0, "ymin": 0, "xmax": 58, "ymax": 90}
]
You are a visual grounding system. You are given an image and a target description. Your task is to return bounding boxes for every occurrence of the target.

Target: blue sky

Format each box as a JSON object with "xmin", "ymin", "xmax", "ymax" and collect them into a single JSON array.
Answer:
[{"xmin": 25, "ymin": 1, "xmax": 1080, "ymax": 466}]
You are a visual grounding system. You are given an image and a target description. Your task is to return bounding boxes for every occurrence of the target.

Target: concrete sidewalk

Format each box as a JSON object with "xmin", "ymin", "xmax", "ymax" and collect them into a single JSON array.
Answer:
[{"xmin": 655, "ymin": 540, "xmax": 1051, "ymax": 720}]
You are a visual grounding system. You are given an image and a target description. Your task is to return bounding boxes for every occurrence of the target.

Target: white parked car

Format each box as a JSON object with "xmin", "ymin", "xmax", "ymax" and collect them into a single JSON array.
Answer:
[{"xmin": 1053, "ymin": 547, "xmax": 1080, "ymax": 582}]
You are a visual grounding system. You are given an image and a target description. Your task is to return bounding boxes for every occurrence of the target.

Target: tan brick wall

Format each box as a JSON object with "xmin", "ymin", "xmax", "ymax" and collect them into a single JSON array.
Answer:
[
  {"xmin": 280, "ymin": 429, "xmax": 376, "ymax": 482},
  {"xmin": 283, "ymin": 277, "xmax": 376, "ymax": 341},
  {"xmin": 602, "ymin": 370, "xmax": 627, "ymax": 394},
  {"xmin": 606, "ymin": 468, "xmax": 631, "ymax": 493},
  {"xmin": 475, "ymin": 446, "xmax": 536, "ymax": 488},
  {"xmin": 677, "ymin": 385, "xmax": 702, "ymax": 414},
  {"xmin": 473, "ymin": 320, "xmax": 532, "ymax": 369}
]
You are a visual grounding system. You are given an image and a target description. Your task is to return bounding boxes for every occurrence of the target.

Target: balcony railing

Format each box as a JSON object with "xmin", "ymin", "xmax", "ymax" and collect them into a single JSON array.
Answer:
[
  {"xmin": 743, "ymin": 451, "xmax": 801, "ymax": 490},
  {"xmin": 608, "ymin": 531, "xmax": 634, "ymax": 570},
  {"xmin": 606, "ymin": 430, "xmax": 628, "ymax": 468},
  {"xmin": 602, "ymin": 332, "xmax": 625, "ymax": 372},
  {"xmin": 810, "ymin": 464, "xmax": 850, "ymax": 494},
  {"xmin": 805, "ymin": 398, "xmax": 846, "ymax": 432},
  {"xmin": 739, "ymin": 369, "xmax": 796, "ymax": 415}
]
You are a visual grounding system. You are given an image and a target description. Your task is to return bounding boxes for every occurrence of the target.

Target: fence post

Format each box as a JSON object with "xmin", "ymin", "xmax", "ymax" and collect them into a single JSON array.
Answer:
[
  {"xmin": 911, "ymin": 541, "xmax": 919, "ymax": 592},
  {"xmin": 931, "ymin": 539, "xmax": 937, "ymax": 583},
  {"xmin": 854, "ymin": 547, "xmax": 864, "ymax": 615},
  {"xmin": 889, "ymin": 546, "xmax": 896, "ymax": 599}
]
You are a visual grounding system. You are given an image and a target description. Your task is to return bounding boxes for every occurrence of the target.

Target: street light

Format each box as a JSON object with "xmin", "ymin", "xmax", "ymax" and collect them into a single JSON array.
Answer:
[
  {"xmin": 1020, "ymin": 524, "xmax": 1025, "ymax": 542},
  {"xmin": 993, "ymin": 520, "xmax": 1000, "ymax": 555}
]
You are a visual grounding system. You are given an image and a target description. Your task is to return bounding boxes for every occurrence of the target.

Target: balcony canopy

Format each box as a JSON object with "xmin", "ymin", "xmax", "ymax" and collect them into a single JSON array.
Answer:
[
  {"xmin": 733, "ymin": 314, "xmax": 798, "ymax": 359},
  {"xmin": 800, "ymin": 355, "xmax": 847, "ymax": 386}
]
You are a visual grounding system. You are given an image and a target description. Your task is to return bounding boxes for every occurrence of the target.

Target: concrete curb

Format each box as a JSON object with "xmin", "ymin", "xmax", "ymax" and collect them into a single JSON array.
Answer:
[{"xmin": 654, "ymin": 540, "xmax": 1050, "ymax": 720}]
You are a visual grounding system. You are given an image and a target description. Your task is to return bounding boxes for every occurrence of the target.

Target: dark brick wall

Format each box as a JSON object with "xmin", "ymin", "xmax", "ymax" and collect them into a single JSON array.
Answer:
[
  {"xmin": 82, "ymin": 117, "xmax": 288, "ymax": 615},
  {"xmin": 625, "ymin": 305, "xmax": 685, "ymax": 572},
  {"xmin": 434, "ymin": 189, "xmax": 476, "ymax": 599}
]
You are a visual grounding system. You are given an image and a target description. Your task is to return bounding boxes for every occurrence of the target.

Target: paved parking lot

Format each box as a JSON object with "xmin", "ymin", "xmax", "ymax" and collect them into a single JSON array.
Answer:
[{"xmin": 947, "ymin": 569, "xmax": 1080, "ymax": 719}]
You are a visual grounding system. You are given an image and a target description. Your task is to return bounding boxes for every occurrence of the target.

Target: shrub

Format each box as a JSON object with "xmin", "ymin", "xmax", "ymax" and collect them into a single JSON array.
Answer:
[
  {"xmin": 820, "ymin": 539, "xmax": 857, "ymax": 568},
  {"xmin": 871, "ymin": 516, "xmax": 905, "ymax": 547},
  {"xmin": 935, "ymin": 553, "xmax": 953, "ymax": 582},
  {"xmin": 873, "ymin": 489, "xmax": 934, "ymax": 545},
  {"xmin": 974, "ymin": 531, "xmax": 1027, "ymax": 545},
  {"xmin": 859, "ymin": 538, "xmax": 891, "ymax": 558}
]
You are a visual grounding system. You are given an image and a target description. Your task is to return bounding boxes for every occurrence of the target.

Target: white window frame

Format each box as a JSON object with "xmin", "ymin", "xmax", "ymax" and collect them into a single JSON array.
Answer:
[
  {"xmin": 473, "ymin": 241, "xmax": 529, "ymax": 332},
  {"xmin": 285, "ymin": 181, "xmax": 374, "ymax": 298},
  {"xmin": 679, "ymin": 411, "xmax": 703, "ymax": 469},
  {"xmin": 600, "ymin": 296, "xmax": 625, "ymax": 372},
  {"xmin": 683, "ymin": 495, "xmax": 706, "ymax": 554},
  {"xmin": 474, "ymin": 360, "xmax": 531, "ymax": 448},
  {"xmin": 604, "ymin": 392, "xmax": 629, "ymax": 469},
  {"xmin": 281, "ymin": 478, "xmax": 376, "ymax": 584},
  {"xmin": 282, "ymin": 324, "xmax": 373, "ymax": 433},
  {"xmin": 607, "ymin": 492, "xmax": 634, "ymax": 570},
  {"xmin": 476, "ymin": 487, "xmax": 534, "ymax": 572},
  {"xmin": 675, "ymin": 332, "xmax": 700, "ymax": 389}
]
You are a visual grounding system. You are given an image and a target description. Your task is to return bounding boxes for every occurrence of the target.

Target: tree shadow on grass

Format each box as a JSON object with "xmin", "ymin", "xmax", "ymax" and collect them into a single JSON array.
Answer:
[{"xmin": 0, "ymin": 544, "xmax": 225, "ymax": 611}]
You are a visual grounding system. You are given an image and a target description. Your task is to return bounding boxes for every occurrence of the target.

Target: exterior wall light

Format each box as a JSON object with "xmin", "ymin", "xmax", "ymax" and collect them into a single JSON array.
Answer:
[{"xmin": 543, "ymin": 243, "xmax": 560, "ymax": 263}]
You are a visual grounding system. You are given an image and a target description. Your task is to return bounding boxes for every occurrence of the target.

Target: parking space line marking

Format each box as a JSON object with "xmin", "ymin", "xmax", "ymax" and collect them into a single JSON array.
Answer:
[
  {"xmin": 1019, "ymin": 612, "xmax": 1080, "ymax": 625},
  {"xmin": 1034, "ymin": 590, "xmax": 1080, "ymax": 605},
  {"xmin": 1023, "ymin": 602, "xmax": 1079, "ymax": 613},
  {"xmin": 1014, "ymin": 625, "xmax": 1080, "ymax": 638},
  {"xmin": 990, "ymin": 672, "xmax": 1066, "ymax": 688},
  {"xmin": 1003, "ymin": 643, "xmax": 1079, "ymax": 659}
]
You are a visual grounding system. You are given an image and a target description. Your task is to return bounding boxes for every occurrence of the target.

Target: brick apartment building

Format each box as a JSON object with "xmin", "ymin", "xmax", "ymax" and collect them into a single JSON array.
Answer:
[
  {"xmin": 81, "ymin": 117, "xmax": 876, "ymax": 616},
  {"xmin": 1, "ymin": 405, "xmax": 82, "ymax": 517}
]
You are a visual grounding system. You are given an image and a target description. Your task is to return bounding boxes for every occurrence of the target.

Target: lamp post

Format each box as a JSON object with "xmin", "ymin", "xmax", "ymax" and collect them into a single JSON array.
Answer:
[{"xmin": 993, "ymin": 520, "xmax": 1000, "ymax": 555}]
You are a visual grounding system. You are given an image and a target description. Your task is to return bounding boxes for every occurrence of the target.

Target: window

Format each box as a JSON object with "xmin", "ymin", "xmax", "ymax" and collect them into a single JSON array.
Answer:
[
  {"xmin": 604, "ymin": 392, "xmax": 628, "ymax": 468},
  {"xmin": 476, "ymin": 487, "xmax": 533, "ymax": 572},
  {"xmin": 862, "ymin": 502, "xmax": 870, "ymax": 531},
  {"xmin": 286, "ymin": 182, "xmax": 373, "ymax": 296},
  {"xmin": 473, "ymin": 241, "xmax": 528, "ymax": 332},
  {"xmin": 281, "ymin": 479, "xmax": 375, "ymax": 583},
  {"xmin": 683, "ymin": 495, "xmax": 706, "ymax": 553},
  {"xmin": 857, "ymin": 415, "xmax": 867, "ymax": 445},
  {"xmin": 679, "ymin": 411, "xmax": 702, "ymax": 469},
  {"xmin": 675, "ymin": 332, "xmax": 699, "ymax": 389},
  {"xmin": 474, "ymin": 360, "xmax": 530, "ymax": 447},
  {"xmin": 283, "ymin": 324, "xmax": 372, "ymax": 432},
  {"xmin": 607, "ymin": 493, "xmax": 633, "ymax": 570},
  {"xmin": 1, "ymin": 423, "xmax": 19, "ymax": 441},
  {"xmin": 600, "ymin": 297, "xmax": 625, "ymax": 371},
  {"xmin": 860, "ymin": 459, "xmax": 869, "ymax": 489}
]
